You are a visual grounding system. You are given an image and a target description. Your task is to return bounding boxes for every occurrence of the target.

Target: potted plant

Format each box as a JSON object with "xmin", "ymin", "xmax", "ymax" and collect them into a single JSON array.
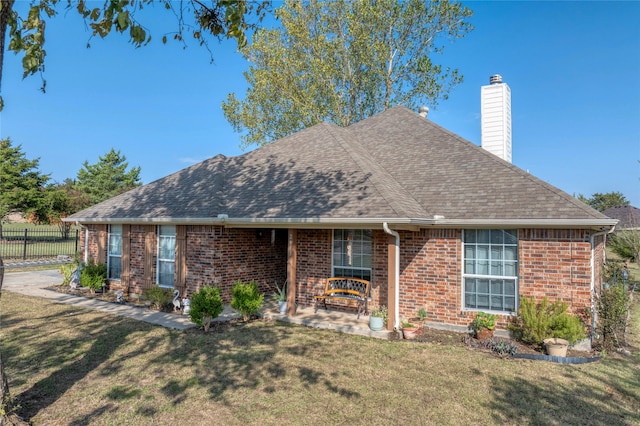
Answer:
[
  {"xmin": 544, "ymin": 311, "xmax": 586, "ymax": 357},
  {"xmin": 369, "ymin": 305, "xmax": 387, "ymax": 331},
  {"xmin": 401, "ymin": 319, "xmax": 420, "ymax": 339},
  {"xmin": 274, "ymin": 280, "xmax": 287, "ymax": 315},
  {"xmin": 471, "ymin": 311, "xmax": 498, "ymax": 340},
  {"xmin": 418, "ymin": 307, "xmax": 428, "ymax": 324}
]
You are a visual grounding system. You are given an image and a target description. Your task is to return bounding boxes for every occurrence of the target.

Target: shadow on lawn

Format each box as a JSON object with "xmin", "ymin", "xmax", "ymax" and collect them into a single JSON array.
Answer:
[
  {"xmin": 9, "ymin": 309, "xmax": 148, "ymax": 420},
  {"xmin": 487, "ymin": 355, "xmax": 640, "ymax": 425},
  {"xmin": 5, "ymin": 304, "xmax": 355, "ymax": 423}
]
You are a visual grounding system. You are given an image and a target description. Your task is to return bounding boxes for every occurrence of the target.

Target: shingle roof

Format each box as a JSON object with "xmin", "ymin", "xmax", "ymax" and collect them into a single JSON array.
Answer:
[
  {"xmin": 67, "ymin": 106, "xmax": 615, "ymax": 228},
  {"xmin": 603, "ymin": 205, "xmax": 640, "ymax": 229}
]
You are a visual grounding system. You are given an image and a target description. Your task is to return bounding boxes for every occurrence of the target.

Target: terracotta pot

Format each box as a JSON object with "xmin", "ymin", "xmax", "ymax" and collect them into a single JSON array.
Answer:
[
  {"xmin": 402, "ymin": 326, "xmax": 420, "ymax": 339},
  {"xmin": 476, "ymin": 328, "xmax": 494, "ymax": 340},
  {"xmin": 544, "ymin": 338, "xmax": 569, "ymax": 357}
]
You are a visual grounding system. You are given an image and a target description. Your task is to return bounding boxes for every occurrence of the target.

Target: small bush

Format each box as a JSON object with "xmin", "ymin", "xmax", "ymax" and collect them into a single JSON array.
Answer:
[
  {"xmin": 549, "ymin": 312, "xmax": 586, "ymax": 345},
  {"xmin": 189, "ymin": 286, "xmax": 224, "ymax": 332},
  {"xmin": 142, "ymin": 285, "xmax": 173, "ymax": 311},
  {"xmin": 509, "ymin": 296, "xmax": 585, "ymax": 346},
  {"xmin": 597, "ymin": 282, "xmax": 630, "ymax": 351},
  {"xmin": 231, "ymin": 280, "xmax": 264, "ymax": 321},
  {"xmin": 59, "ymin": 263, "xmax": 76, "ymax": 286},
  {"xmin": 486, "ymin": 338, "xmax": 518, "ymax": 357},
  {"xmin": 79, "ymin": 259, "xmax": 107, "ymax": 292}
]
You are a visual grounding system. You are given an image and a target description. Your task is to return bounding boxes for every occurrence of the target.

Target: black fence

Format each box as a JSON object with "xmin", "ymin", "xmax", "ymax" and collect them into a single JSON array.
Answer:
[{"xmin": 0, "ymin": 228, "xmax": 79, "ymax": 261}]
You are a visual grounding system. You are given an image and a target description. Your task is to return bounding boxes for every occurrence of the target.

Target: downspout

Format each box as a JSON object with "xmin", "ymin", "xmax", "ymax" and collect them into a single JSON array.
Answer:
[
  {"xmin": 590, "ymin": 226, "xmax": 615, "ymax": 344},
  {"xmin": 383, "ymin": 222, "xmax": 400, "ymax": 331}
]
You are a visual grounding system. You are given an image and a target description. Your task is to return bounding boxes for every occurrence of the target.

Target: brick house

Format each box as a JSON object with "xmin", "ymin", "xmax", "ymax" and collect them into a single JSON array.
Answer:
[{"xmin": 65, "ymin": 106, "xmax": 616, "ymax": 333}]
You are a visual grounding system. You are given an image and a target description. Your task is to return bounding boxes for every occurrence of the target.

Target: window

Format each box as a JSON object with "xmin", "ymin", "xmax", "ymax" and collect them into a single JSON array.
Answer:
[
  {"xmin": 332, "ymin": 229, "xmax": 372, "ymax": 281},
  {"xmin": 463, "ymin": 229, "xmax": 518, "ymax": 313},
  {"xmin": 157, "ymin": 225, "xmax": 176, "ymax": 288},
  {"xmin": 107, "ymin": 224, "xmax": 122, "ymax": 280}
]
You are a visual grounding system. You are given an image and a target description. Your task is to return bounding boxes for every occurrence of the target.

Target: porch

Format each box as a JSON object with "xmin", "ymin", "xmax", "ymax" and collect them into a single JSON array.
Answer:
[{"xmin": 261, "ymin": 303, "xmax": 398, "ymax": 340}]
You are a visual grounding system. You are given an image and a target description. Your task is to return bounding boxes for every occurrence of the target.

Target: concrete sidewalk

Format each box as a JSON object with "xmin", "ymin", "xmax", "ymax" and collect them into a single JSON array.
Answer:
[
  {"xmin": 2, "ymin": 269, "xmax": 394, "ymax": 339},
  {"xmin": 1, "ymin": 269, "xmax": 239, "ymax": 330}
]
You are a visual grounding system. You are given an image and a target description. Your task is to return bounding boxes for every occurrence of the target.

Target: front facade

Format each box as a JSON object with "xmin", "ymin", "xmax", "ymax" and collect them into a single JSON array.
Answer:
[{"xmin": 67, "ymin": 107, "xmax": 616, "ymax": 333}]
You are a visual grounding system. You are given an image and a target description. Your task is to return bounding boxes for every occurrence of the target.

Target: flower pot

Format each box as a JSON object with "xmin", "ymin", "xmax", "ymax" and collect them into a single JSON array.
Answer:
[
  {"xmin": 402, "ymin": 326, "xmax": 420, "ymax": 339},
  {"xmin": 278, "ymin": 301, "xmax": 287, "ymax": 315},
  {"xmin": 476, "ymin": 328, "xmax": 494, "ymax": 340},
  {"xmin": 369, "ymin": 315, "xmax": 384, "ymax": 331},
  {"xmin": 544, "ymin": 338, "xmax": 569, "ymax": 357}
]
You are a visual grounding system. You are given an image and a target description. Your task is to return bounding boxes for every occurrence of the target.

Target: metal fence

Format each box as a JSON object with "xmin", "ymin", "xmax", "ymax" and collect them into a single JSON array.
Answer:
[{"xmin": 0, "ymin": 228, "xmax": 79, "ymax": 261}]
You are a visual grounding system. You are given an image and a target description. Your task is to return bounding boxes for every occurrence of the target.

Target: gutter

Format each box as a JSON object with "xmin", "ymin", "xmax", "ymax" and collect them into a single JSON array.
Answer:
[
  {"xmin": 63, "ymin": 216, "xmax": 617, "ymax": 230},
  {"xmin": 383, "ymin": 222, "xmax": 400, "ymax": 331},
  {"xmin": 589, "ymin": 225, "xmax": 616, "ymax": 345}
]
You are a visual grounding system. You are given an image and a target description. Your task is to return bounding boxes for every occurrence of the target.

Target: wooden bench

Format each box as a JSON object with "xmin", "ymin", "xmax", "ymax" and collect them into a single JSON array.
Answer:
[{"xmin": 314, "ymin": 277, "xmax": 370, "ymax": 318}]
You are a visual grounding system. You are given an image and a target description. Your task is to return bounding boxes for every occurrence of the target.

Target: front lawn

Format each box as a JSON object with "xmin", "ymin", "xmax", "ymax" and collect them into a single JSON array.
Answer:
[{"xmin": 1, "ymin": 292, "xmax": 638, "ymax": 425}]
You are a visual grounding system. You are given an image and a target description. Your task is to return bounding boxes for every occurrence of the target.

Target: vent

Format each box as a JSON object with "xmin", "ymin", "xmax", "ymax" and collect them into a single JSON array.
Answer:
[{"xmin": 490, "ymin": 74, "xmax": 503, "ymax": 85}]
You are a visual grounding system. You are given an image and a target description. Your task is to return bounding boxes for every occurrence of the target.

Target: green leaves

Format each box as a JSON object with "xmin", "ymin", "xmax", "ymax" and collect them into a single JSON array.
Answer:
[
  {"xmin": 74, "ymin": 148, "xmax": 142, "ymax": 209},
  {"xmin": 3, "ymin": 0, "xmax": 272, "ymax": 98},
  {"xmin": 222, "ymin": 0, "xmax": 473, "ymax": 148}
]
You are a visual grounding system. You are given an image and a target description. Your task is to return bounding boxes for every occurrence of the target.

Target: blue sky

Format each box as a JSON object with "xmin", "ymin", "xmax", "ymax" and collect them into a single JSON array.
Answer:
[{"xmin": 1, "ymin": 1, "xmax": 639, "ymax": 207}]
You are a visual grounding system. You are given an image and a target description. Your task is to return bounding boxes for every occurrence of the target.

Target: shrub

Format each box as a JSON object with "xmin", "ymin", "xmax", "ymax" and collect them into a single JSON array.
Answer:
[
  {"xmin": 142, "ymin": 285, "xmax": 173, "ymax": 311},
  {"xmin": 509, "ymin": 296, "xmax": 585, "ymax": 346},
  {"xmin": 231, "ymin": 280, "xmax": 264, "ymax": 321},
  {"xmin": 189, "ymin": 286, "xmax": 224, "ymax": 332},
  {"xmin": 59, "ymin": 263, "xmax": 76, "ymax": 286},
  {"xmin": 79, "ymin": 259, "xmax": 107, "ymax": 292},
  {"xmin": 597, "ymin": 282, "xmax": 630, "ymax": 351},
  {"xmin": 486, "ymin": 338, "xmax": 518, "ymax": 357},
  {"xmin": 549, "ymin": 311, "xmax": 586, "ymax": 345}
]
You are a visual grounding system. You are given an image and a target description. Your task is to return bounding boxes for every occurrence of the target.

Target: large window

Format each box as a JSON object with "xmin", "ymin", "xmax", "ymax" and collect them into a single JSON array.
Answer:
[
  {"xmin": 157, "ymin": 225, "xmax": 176, "ymax": 288},
  {"xmin": 463, "ymin": 229, "xmax": 518, "ymax": 313},
  {"xmin": 107, "ymin": 224, "xmax": 122, "ymax": 280},
  {"xmin": 332, "ymin": 229, "xmax": 372, "ymax": 281}
]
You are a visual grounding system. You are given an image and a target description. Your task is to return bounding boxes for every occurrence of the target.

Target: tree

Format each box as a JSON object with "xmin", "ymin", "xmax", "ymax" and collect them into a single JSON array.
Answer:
[
  {"xmin": 74, "ymin": 148, "xmax": 142, "ymax": 208},
  {"xmin": 0, "ymin": 138, "xmax": 51, "ymax": 223},
  {"xmin": 0, "ymin": 0, "xmax": 271, "ymax": 109},
  {"xmin": 222, "ymin": 0, "xmax": 473, "ymax": 148},
  {"xmin": 577, "ymin": 192, "xmax": 629, "ymax": 212},
  {"xmin": 609, "ymin": 230, "xmax": 640, "ymax": 267}
]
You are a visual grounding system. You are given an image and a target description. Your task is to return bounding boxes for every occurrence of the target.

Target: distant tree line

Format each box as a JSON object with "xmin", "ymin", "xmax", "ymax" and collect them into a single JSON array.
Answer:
[{"xmin": 0, "ymin": 139, "xmax": 141, "ymax": 236}]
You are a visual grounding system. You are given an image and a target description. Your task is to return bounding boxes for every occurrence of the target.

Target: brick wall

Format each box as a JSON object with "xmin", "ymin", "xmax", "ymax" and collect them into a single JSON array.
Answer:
[
  {"xmin": 398, "ymin": 229, "xmax": 461, "ymax": 325},
  {"xmin": 99, "ymin": 225, "xmax": 287, "ymax": 302},
  {"xmin": 85, "ymin": 223, "xmax": 602, "ymax": 329},
  {"xmin": 519, "ymin": 229, "xmax": 593, "ymax": 315}
]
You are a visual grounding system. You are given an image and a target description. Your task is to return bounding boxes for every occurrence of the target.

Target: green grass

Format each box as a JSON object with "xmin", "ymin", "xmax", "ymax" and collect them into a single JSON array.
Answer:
[
  {"xmin": 1, "ymin": 224, "xmax": 80, "ymax": 261},
  {"xmin": 1, "ymin": 290, "xmax": 638, "ymax": 425}
]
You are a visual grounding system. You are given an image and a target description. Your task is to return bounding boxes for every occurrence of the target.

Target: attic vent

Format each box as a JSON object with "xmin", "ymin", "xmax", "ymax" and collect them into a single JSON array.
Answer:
[
  {"xmin": 418, "ymin": 106, "xmax": 429, "ymax": 118},
  {"xmin": 490, "ymin": 74, "xmax": 503, "ymax": 85}
]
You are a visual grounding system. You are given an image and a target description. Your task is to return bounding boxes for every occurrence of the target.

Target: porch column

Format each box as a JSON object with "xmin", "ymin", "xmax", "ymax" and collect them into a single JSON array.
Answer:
[
  {"xmin": 286, "ymin": 229, "xmax": 297, "ymax": 316},
  {"xmin": 387, "ymin": 234, "xmax": 398, "ymax": 331}
]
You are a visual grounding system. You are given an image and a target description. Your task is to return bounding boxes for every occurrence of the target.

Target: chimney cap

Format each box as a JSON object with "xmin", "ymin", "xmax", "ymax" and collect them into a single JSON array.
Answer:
[
  {"xmin": 490, "ymin": 74, "xmax": 503, "ymax": 85},
  {"xmin": 418, "ymin": 106, "xmax": 429, "ymax": 118}
]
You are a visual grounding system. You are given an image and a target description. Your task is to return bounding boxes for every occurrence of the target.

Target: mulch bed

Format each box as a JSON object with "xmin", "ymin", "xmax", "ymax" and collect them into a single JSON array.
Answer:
[{"xmin": 48, "ymin": 284, "xmax": 602, "ymax": 359}]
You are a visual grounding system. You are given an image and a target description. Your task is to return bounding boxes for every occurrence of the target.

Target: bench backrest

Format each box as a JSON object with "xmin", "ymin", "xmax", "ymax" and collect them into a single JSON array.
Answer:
[{"xmin": 324, "ymin": 277, "xmax": 370, "ymax": 298}]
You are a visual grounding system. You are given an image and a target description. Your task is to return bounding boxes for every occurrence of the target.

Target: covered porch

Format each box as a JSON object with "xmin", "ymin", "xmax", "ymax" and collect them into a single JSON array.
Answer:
[{"xmin": 262, "ymin": 303, "xmax": 397, "ymax": 340}]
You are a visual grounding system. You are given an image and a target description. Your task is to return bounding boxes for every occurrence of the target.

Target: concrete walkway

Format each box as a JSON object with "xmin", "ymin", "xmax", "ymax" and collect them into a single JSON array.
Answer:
[
  {"xmin": 2, "ymin": 269, "xmax": 394, "ymax": 339},
  {"xmin": 1, "ymin": 269, "xmax": 238, "ymax": 330}
]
